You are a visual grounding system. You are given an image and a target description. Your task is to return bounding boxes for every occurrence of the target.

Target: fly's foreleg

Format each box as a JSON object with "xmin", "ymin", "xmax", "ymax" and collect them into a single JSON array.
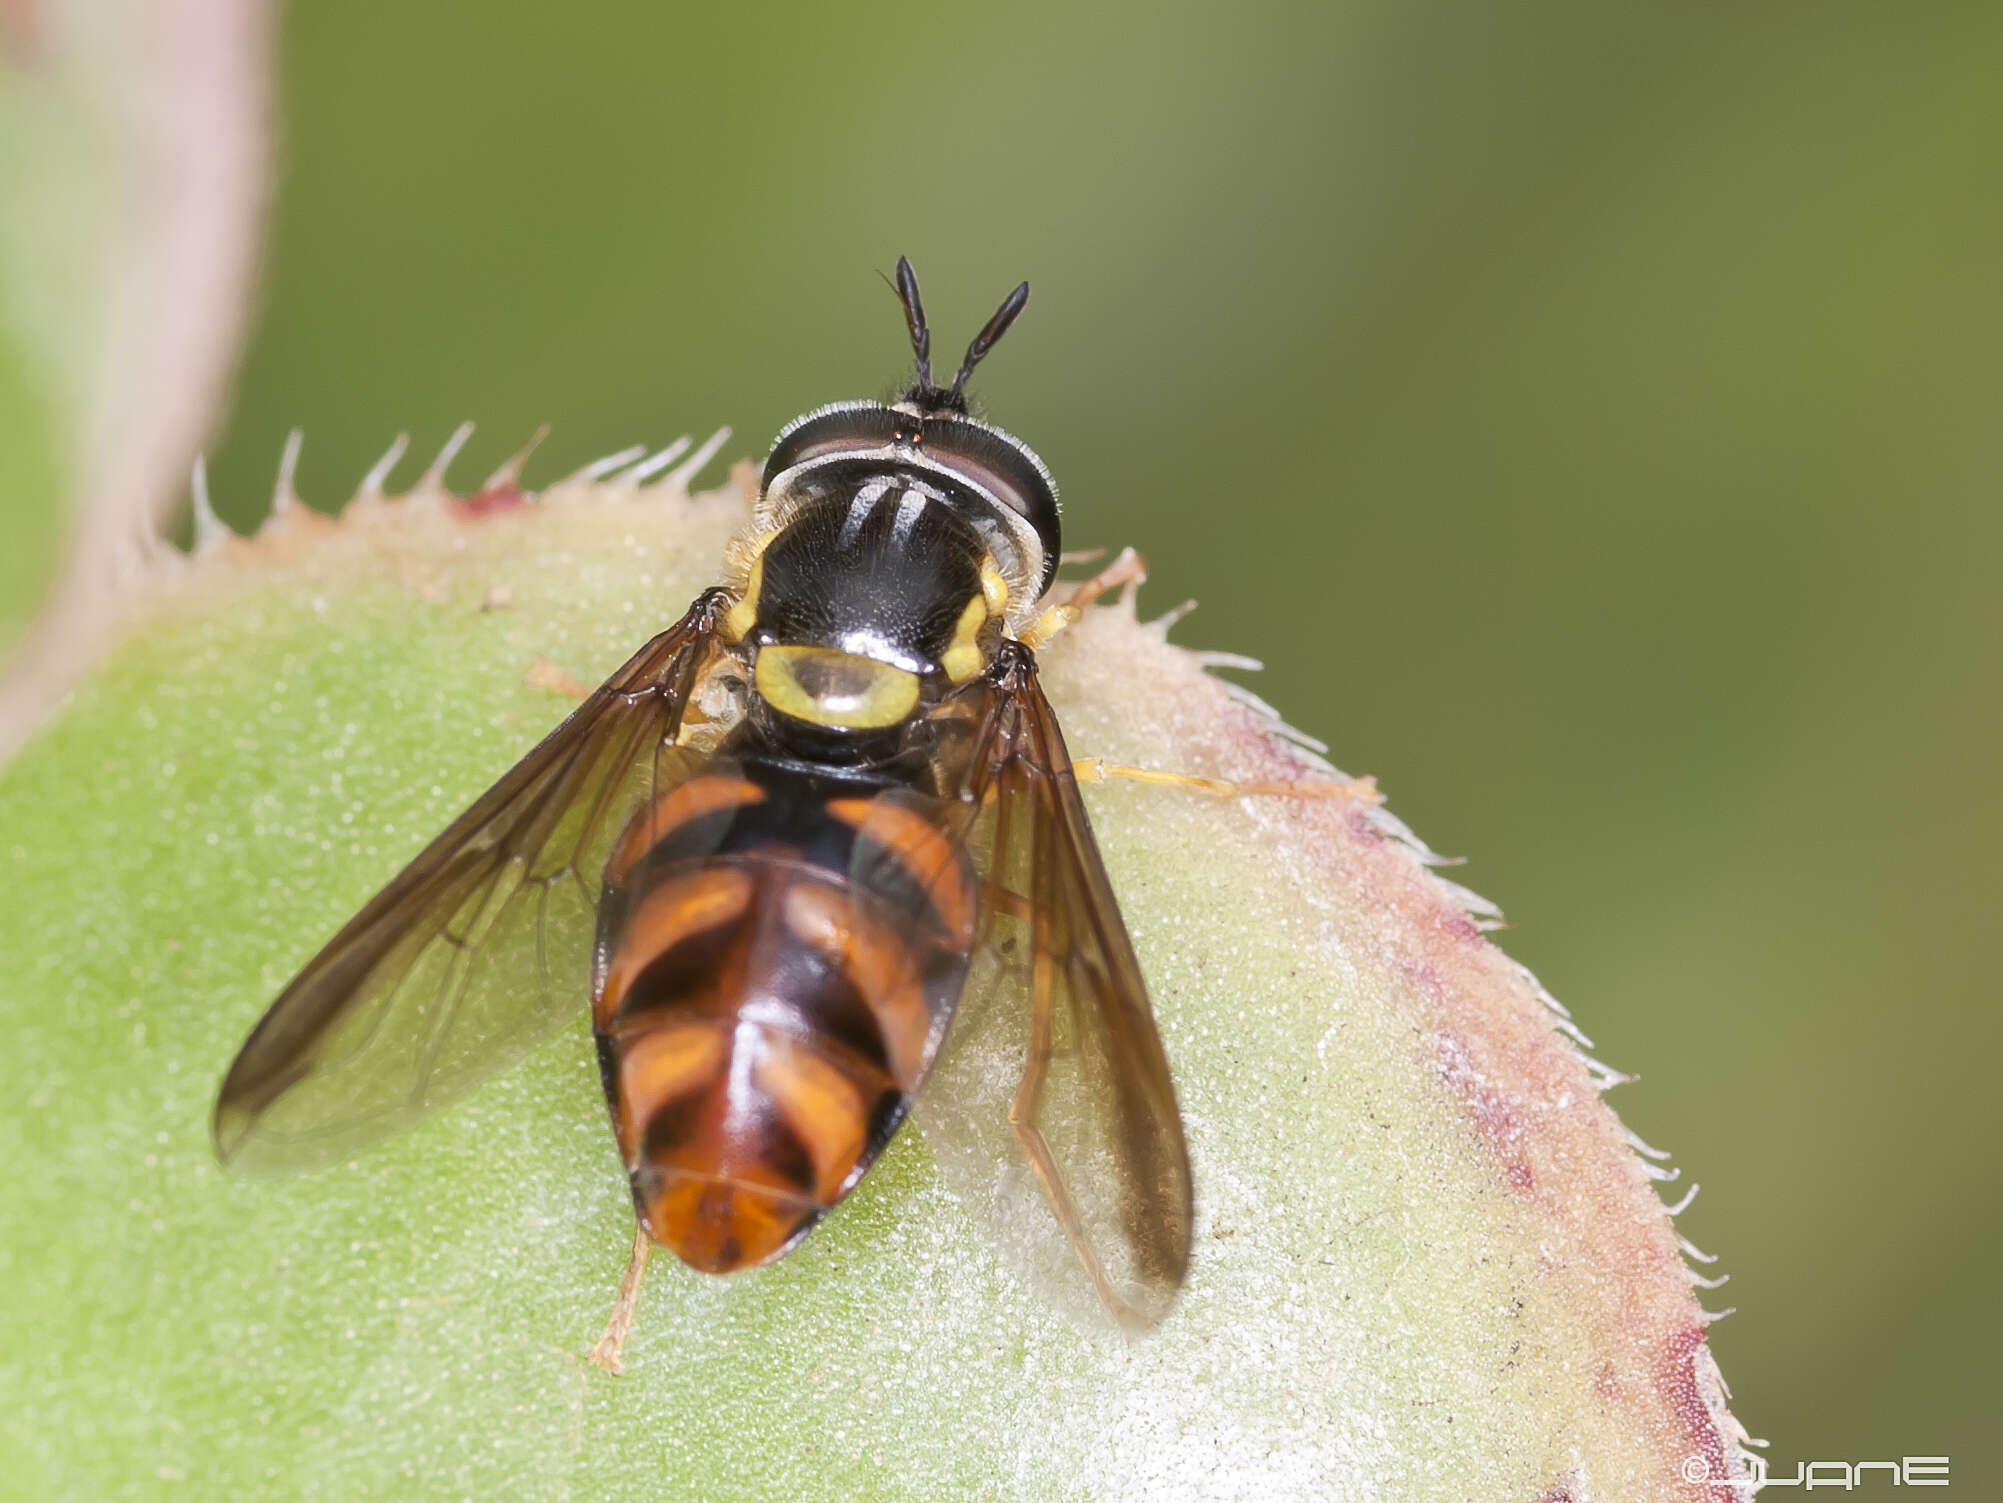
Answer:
[{"xmin": 1019, "ymin": 548, "xmax": 1150, "ymax": 651}]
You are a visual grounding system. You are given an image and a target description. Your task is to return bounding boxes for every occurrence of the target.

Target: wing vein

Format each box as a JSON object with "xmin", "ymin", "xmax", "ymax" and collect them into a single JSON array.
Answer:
[{"xmin": 213, "ymin": 593, "xmax": 727, "ymax": 1172}]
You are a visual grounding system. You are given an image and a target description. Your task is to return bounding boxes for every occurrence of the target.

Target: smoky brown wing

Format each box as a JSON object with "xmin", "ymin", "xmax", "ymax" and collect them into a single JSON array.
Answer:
[
  {"xmin": 914, "ymin": 649, "xmax": 1194, "ymax": 1332},
  {"xmin": 213, "ymin": 592, "xmax": 726, "ymax": 1174}
]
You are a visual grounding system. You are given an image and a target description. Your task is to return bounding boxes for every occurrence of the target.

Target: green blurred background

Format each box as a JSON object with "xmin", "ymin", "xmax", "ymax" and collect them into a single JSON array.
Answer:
[{"xmin": 180, "ymin": 0, "xmax": 2000, "ymax": 1478}]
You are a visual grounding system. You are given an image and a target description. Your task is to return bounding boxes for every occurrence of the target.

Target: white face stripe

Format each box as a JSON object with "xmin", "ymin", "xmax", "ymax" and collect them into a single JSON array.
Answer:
[
  {"xmin": 838, "ymin": 479, "xmax": 891, "ymax": 549},
  {"xmin": 889, "ymin": 487, "xmax": 930, "ymax": 547}
]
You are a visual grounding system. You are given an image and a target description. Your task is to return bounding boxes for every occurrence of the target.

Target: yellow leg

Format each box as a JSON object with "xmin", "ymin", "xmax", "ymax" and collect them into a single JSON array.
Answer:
[
  {"xmin": 1020, "ymin": 547, "xmax": 1151, "ymax": 650},
  {"xmin": 588, "ymin": 1223, "xmax": 653, "ymax": 1374},
  {"xmin": 1066, "ymin": 546, "xmax": 1148, "ymax": 610},
  {"xmin": 1072, "ymin": 757, "xmax": 1381, "ymax": 805},
  {"xmin": 1017, "ymin": 607, "xmax": 1076, "ymax": 652}
]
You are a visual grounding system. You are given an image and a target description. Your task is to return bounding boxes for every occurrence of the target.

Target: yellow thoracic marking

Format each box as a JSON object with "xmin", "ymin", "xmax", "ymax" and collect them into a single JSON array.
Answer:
[
  {"xmin": 940, "ymin": 592, "xmax": 989, "ymax": 684},
  {"xmin": 755, "ymin": 645, "xmax": 921, "ymax": 730},
  {"xmin": 722, "ymin": 530, "xmax": 781, "ymax": 643},
  {"xmin": 723, "ymin": 555, "xmax": 764, "ymax": 643},
  {"xmin": 979, "ymin": 558, "xmax": 1009, "ymax": 615}
]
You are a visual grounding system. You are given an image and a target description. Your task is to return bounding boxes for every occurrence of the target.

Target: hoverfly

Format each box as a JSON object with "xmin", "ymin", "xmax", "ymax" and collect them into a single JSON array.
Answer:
[{"xmin": 213, "ymin": 259, "xmax": 1194, "ymax": 1363}]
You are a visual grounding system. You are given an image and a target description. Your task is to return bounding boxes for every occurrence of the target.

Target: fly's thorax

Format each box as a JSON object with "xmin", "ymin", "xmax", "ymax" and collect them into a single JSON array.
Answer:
[{"xmin": 720, "ymin": 484, "xmax": 1015, "ymax": 742}]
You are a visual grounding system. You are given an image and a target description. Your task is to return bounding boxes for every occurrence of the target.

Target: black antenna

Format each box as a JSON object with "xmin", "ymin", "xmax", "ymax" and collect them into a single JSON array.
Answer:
[
  {"xmin": 948, "ymin": 280, "xmax": 1031, "ymax": 406},
  {"xmin": 892, "ymin": 256, "xmax": 934, "ymax": 394}
]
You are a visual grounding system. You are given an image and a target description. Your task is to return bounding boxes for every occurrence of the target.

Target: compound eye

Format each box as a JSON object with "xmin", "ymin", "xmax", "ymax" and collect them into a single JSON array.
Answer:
[{"xmin": 763, "ymin": 403, "xmax": 901, "ymax": 489}]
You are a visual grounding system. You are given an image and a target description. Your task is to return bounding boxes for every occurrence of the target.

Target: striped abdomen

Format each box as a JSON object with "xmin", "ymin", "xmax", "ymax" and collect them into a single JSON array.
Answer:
[{"xmin": 591, "ymin": 760, "xmax": 977, "ymax": 1273}]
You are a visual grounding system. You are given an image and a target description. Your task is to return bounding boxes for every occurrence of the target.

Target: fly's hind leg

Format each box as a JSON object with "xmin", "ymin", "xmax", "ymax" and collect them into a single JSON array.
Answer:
[
  {"xmin": 1071, "ymin": 758, "xmax": 1382, "ymax": 805},
  {"xmin": 587, "ymin": 1222, "xmax": 653, "ymax": 1374}
]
